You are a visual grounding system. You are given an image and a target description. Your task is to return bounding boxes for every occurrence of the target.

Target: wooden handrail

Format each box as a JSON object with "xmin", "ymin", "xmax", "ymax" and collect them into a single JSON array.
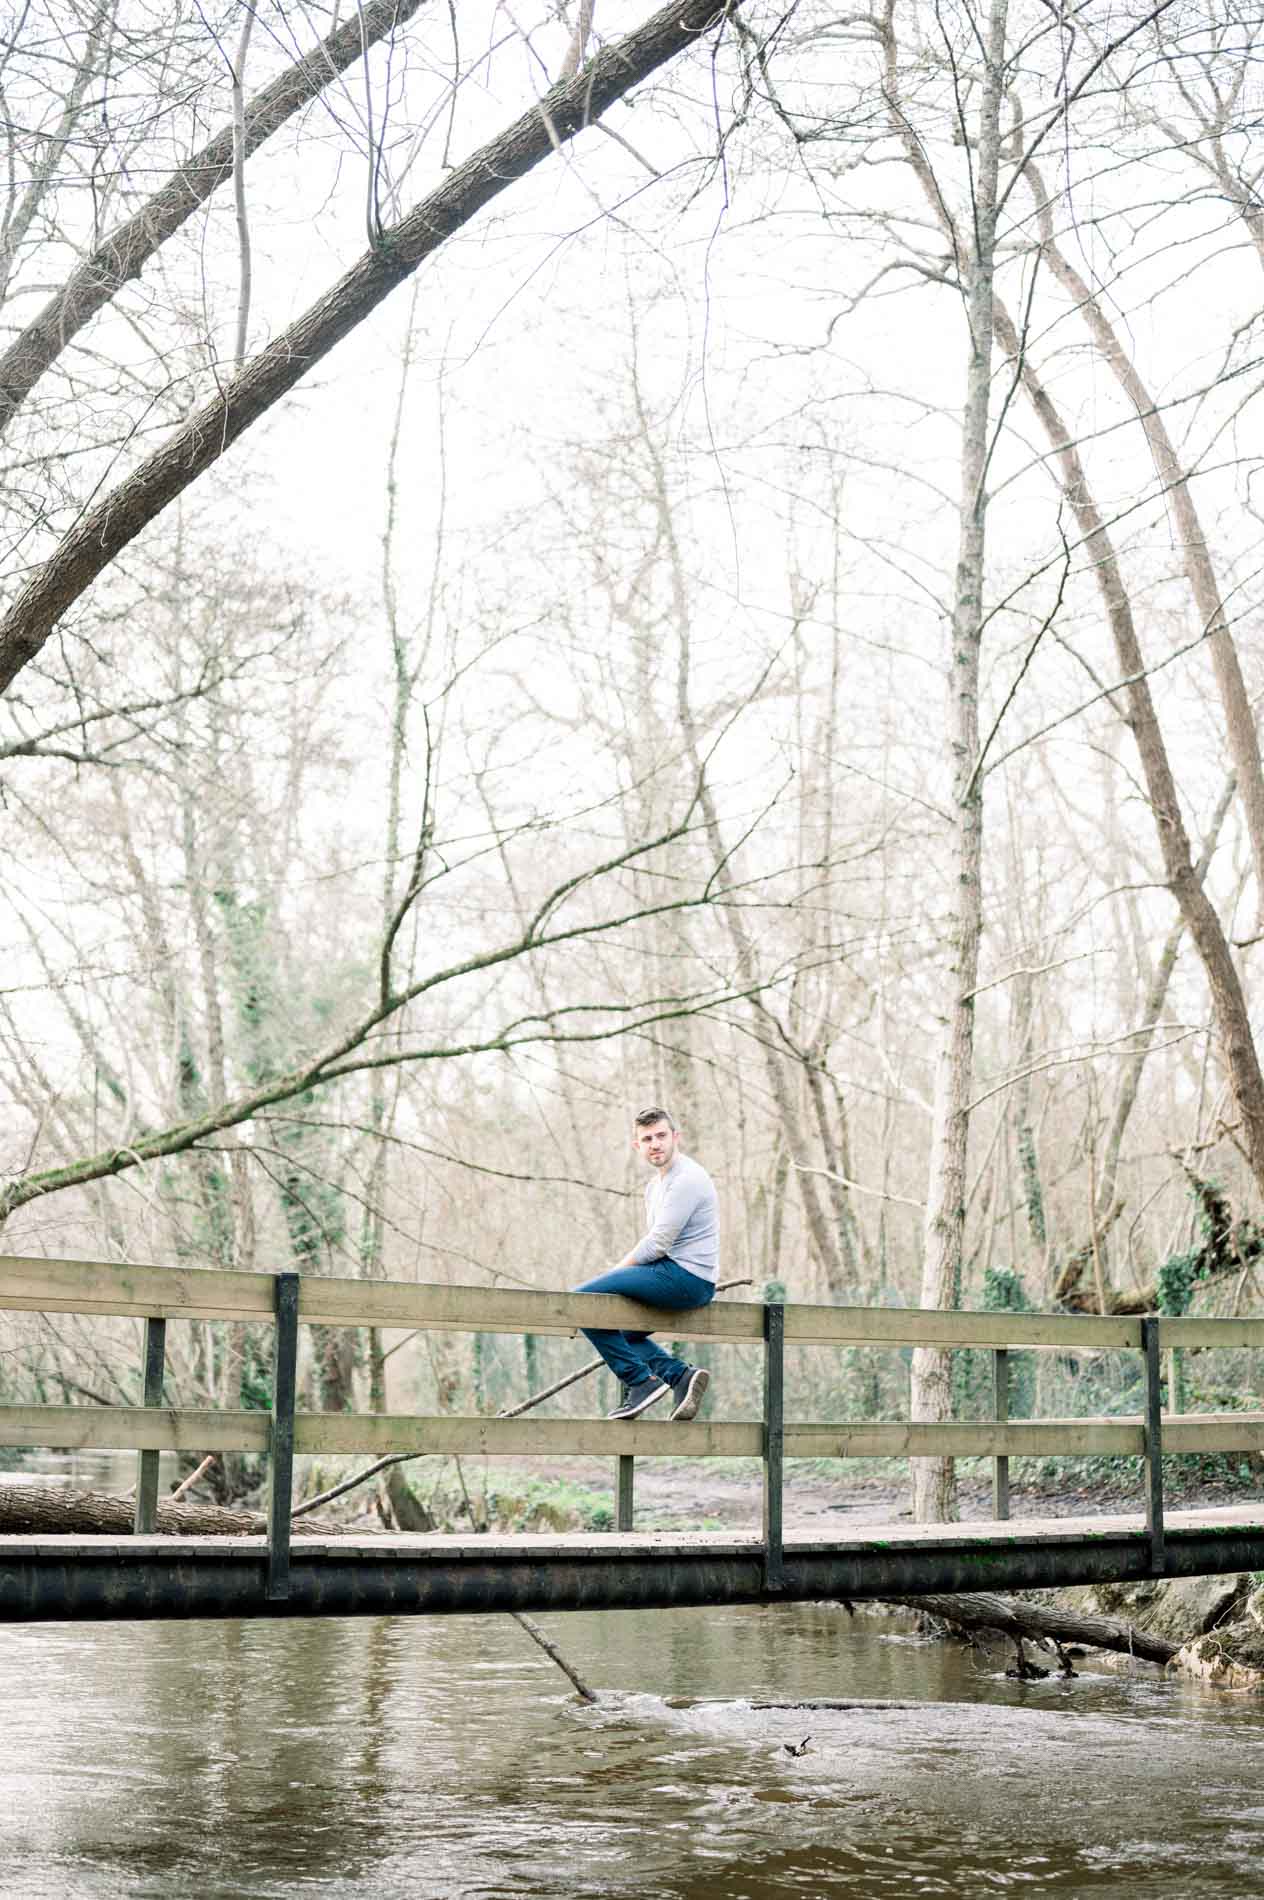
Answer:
[
  {"xmin": 9, "ymin": 1252, "xmax": 1257, "ymax": 1347},
  {"xmin": 1, "ymin": 1401, "xmax": 1262, "ymax": 1461}
]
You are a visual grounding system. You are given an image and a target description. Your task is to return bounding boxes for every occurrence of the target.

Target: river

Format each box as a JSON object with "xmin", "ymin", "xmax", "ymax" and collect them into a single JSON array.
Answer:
[{"xmin": 3, "ymin": 1600, "xmax": 1262, "ymax": 1897}]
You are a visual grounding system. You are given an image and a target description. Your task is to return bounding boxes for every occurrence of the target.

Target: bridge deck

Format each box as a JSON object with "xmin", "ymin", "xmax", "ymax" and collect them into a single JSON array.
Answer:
[{"xmin": 3, "ymin": 1504, "xmax": 1262, "ymax": 1622}]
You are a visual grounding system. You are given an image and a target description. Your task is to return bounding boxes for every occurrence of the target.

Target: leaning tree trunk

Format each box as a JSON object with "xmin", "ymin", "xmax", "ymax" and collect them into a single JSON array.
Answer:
[
  {"xmin": 994, "ymin": 291, "xmax": 1264, "ymax": 1205},
  {"xmin": 1092, "ymin": 774, "xmax": 1237, "ymax": 1238},
  {"xmin": 1028, "ymin": 159, "xmax": 1264, "ymax": 924},
  {"xmin": 0, "ymin": 0, "xmax": 751, "ymax": 697},
  {"xmin": 0, "ymin": 0, "xmax": 431, "ymax": 439}
]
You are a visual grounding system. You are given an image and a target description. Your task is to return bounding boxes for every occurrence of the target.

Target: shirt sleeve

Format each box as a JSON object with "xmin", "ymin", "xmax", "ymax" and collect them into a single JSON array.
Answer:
[{"xmin": 625, "ymin": 1170, "xmax": 700, "ymax": 1265}]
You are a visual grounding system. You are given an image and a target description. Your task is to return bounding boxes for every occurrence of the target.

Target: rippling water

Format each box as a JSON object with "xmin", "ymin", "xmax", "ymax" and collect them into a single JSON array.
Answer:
[{"xmin": 3, "ymin": 1603, "xmax": 1262, "ymax": 1897}]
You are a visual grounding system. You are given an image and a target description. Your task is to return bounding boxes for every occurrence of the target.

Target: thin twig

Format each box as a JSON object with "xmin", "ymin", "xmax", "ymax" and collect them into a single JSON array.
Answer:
[
  {"xmin": 230, "ymin": 3, "xmax": 257, "ymax": 371},
  {"xmin": 792, "ymin": 1161, "xmax": 925, "ymax": 1211},
  {"xmin": 169, "ymin": 1453, "xmax": 217, "ymax": 1503},
  {"xmin": 511, "ymin": 1611, "xmax": 598, "ymax": 1700}
]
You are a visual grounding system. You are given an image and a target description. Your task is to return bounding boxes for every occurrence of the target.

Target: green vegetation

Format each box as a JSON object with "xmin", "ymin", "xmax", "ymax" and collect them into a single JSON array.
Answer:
[
  {"xmin": 1157, "ymin": 1175, "xmax": 1264, "ymax": 1316},
  {"xmin": 423, "ymin": 1467, "xmax": 634, "ymax": 1535}
]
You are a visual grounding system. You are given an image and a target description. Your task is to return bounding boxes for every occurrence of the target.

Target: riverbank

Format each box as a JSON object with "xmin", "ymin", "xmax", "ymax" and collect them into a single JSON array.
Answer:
[{"xmin": 1049, "ymin": 1574, "xmax": 1264, "ymax": 1691}]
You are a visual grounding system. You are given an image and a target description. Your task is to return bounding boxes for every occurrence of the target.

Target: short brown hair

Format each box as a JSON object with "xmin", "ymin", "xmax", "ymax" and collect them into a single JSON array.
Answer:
[{"xmin": 633, "ymin": 1105, "xmax": 677, "ymax": 1131}]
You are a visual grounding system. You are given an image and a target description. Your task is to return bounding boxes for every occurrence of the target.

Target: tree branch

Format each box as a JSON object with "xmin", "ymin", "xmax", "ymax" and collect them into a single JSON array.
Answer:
[
  {"xmin": 0, "ymin": 874, "xmax": 793, "ymax": 1218},
  {"xmin": 0, "ymin": 0, "xmax": 743, "ymax": 697},
  {"xmin": 0, "ymin": 0, "xmax": 431, "ymax": 438}
]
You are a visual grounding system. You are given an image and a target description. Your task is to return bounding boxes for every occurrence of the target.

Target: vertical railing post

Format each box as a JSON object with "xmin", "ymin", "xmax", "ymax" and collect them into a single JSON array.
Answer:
[
  {"xmin": 992, "ymin": 1347, "xmax": 1010, "ymax": 1521},
  {"xmin": 267, "ymin": 1271, "xmax": 300, "ymax": 1602},
  {"xmin": 1141, "ymin": 1315, "xmax": 1165, "ymax": 1575},
  {"xmin": 133, "ymin": 1315, "xmax": 167, "ymax": 1535},
  {"xmin": 763, "ymin": 1301, "xmax": 785, "ymax": 1591},
  {"xmin": 1168, "ymin": 1344, "xmax": 1185, "ymax": 1416},
  {"xmin": 615, "ymin": 1382, "xmax": 635, "ymax": 1531},
  {"xmin": 617, "ymin": 1454, "xmax": 635, "ymax": 1531}
]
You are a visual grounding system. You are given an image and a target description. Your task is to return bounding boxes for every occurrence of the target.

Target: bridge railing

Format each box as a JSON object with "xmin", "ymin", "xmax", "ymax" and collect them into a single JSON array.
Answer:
[{"xmin": 2, "ymin": 1254, "xmax": 1263, "ymax": 1596}]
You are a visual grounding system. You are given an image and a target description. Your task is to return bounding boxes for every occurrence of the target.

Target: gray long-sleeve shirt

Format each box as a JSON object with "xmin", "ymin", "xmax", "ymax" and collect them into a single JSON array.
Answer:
[{"xmin": 626, "ymin": 1153, "xmax": 720, "ymax": 1284}]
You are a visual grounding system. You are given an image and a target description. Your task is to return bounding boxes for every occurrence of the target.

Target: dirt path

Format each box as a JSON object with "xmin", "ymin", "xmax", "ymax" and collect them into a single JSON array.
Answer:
[{"xmin": 482, "ymin": 1456, "xmax": 1256, "ymax": 1534}]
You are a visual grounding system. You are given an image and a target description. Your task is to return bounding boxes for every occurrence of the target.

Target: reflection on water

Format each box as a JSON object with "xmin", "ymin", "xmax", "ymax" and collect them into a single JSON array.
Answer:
[
  {"xmin": 3, "ymin": 1450, "xmax": 181, "ymax": 1493},
  {"xmin": 2, "ymin": 1602, "xmax": 1262, "ymax": 1898}
]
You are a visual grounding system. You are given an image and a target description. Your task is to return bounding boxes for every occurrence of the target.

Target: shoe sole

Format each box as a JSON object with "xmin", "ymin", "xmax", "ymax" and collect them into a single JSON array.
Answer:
[
  {"xmin": 608, "ymin": 1383, "xmax": 670, "ymax": 1420},
  {"xmin": 670, "ymin": 1367, "xmax": 710, "ymax": 1422}
]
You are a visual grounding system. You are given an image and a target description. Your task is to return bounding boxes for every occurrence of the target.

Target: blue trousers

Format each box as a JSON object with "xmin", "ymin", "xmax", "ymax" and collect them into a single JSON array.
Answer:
[{"xmin": 574, "ymin": 1259, "xmax": 716, "ymax": 1390}]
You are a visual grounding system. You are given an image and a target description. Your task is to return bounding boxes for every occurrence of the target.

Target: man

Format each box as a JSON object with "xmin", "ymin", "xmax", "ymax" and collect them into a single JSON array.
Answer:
[{"xmin": 574, "ymin": 1106, "xmax": 718, "ymax": 1422}]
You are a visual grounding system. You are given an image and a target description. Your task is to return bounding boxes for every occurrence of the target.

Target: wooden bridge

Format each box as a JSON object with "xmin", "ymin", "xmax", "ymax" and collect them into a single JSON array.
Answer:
[{"xmin": 2, "ymin": 1254, "xmax": 1263, "ymax": 1622}]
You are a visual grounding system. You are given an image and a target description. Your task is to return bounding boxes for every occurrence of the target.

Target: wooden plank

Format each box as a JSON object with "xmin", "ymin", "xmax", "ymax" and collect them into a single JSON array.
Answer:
[
  {"xmin": 295, "ymin": 1278, "xmax": 766, "ymax": 1341},
  {"xmin": 7, "ymin": 1400, "xmax": 1263, "ymax": 1464},
  {"xmin": 290, "ymin": 1413, "xmax": 763, "ymax": 1458},
  {"xmin": 2, "ymin": 1505, "xmax": 1264, "ymax": 1566},
  {"xmin": 3, "ymin": 1253, "xmax": 1256, "ymax": 1352},
  {"xmin": 0, "ymin": 1505, "xmax": 1253, "ymax": 1554},
  {"xmin": 7, "ymin": 1257, "xmax": 1253, "ymax": 1360},
  {"xmin": 785, "ymin": 1418, "xmax": 1146, "ymax": 1458},
  {"xmin": 0, "ymin": 1402, "xmax": 750, "ymax": 1461},
  {"xmin": 1164, "ymin": 1411, "xmax": 1264, "ymax": 1453},
  {"xmin": 0, "ymin": 1404, "xmax": 269, "ymax": 1453},
  {"xmin": 0, "ymin": 1257, "xmax": 766, "ymax": 1338},
  {"xmin": 0, "ymin": 1255, "xmax": 273, "ymax": 1322},
  {"xmin": 782, "ymin": 1303, "xmax": 1141, "ymax": 1349},
  {"xmin": 1161, "ymin": 1318, "xmax": 1264, "ymax": 1350}
]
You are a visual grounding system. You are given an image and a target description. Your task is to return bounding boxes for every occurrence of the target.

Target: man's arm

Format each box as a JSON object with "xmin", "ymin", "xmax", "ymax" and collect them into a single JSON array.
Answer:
[{"xmin": 614, "ymin": 1171, "xmax": 699, "ymax": 1269}]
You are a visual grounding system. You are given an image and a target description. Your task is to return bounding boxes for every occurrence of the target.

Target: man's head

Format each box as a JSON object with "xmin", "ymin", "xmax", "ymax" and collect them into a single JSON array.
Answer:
[{"xmin": 632, "ymin": 1106, "xmax": 681, "ymax": 1171}]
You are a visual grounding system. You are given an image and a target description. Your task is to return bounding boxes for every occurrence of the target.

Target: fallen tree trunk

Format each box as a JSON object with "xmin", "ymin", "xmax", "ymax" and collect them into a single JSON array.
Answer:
[
  {"xmin": 1056, "ymin": 1170, "xmax": 1263, "ymax": 1314},
  {"xmin": 0, "ymin": 1482, "xmax": 336, "ymax": 1538},
  {"xmin": 889, "ymin": 1590, "xmax": 1179, "ymax": 1664}
]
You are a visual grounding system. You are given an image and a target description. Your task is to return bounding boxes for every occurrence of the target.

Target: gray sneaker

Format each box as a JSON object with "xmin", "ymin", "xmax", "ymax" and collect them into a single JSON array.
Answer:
[
  {"xmin": 607, "ymin": 1379, "xmax": 670, "ymax": 1420},
  {"xmin": 669, "ymin": 1366, "xmax": 710, "ymax": 1422}
]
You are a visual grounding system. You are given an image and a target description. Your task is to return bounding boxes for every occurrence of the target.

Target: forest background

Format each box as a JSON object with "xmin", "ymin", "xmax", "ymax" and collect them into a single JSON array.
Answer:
[{"xmin": 4, "ymin": 0, "xmax": 1264, "ymax": 1521}]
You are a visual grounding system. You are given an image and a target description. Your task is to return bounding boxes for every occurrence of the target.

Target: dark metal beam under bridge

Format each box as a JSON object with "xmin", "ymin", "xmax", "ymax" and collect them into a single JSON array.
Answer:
[{"xmin": 3, "ymin": 1507, "xmax": 1263, "ymax": 1622}]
